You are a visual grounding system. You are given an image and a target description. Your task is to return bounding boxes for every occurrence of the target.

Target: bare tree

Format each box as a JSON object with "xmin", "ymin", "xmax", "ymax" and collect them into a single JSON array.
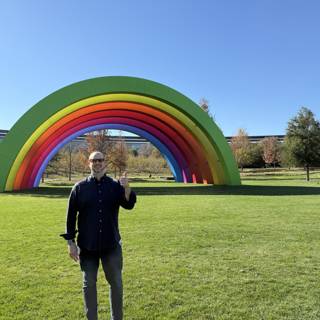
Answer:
[
  {"xmin": 199, "ymin": 98, "xmax": 210, "ymax": 113},
  {"xmin": 109, "ymin": 134, "xmax": 128, "ymax": 177},
  {"xmin": 81, "ymin": 130, "xmax": 115, "ymax": 168},
  {"xmin": 52, "ymin": 142, "xmax": 77, "ymax": 181},
  {"xmin": 85, "ymin": 130, "xmax": 113, "ymax": 154},
  {"xmin": 199, "ymin": 98, "xmax": 214, "ymax": 120},
  {"xmin": 43, "ymin": 153, "xmax": 61, "ymax": 181}
]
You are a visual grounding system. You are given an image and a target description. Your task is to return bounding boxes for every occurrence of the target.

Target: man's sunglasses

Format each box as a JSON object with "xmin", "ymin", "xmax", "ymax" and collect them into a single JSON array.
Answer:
[{"xmin": 89, "ymin": 159, "xmax": 104, "ymax": 163}]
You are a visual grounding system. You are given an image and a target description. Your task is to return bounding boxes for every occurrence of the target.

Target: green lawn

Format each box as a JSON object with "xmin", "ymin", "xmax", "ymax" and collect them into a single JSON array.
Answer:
[{"xmin": 0, "ymin": 174, "xmax": 319, "ymax": 319}]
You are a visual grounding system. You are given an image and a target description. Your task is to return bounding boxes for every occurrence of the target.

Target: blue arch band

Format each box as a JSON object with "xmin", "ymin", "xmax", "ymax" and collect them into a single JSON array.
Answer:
[{"xmin": 34, "ymin": 124, "xmax": 182, "ymax": 186}]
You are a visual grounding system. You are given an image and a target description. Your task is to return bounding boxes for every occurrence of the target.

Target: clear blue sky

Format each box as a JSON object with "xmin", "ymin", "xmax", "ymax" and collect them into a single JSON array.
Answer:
[{"xmin": 0, "ymin": 0, "xmax": 319, "ymax": 136}]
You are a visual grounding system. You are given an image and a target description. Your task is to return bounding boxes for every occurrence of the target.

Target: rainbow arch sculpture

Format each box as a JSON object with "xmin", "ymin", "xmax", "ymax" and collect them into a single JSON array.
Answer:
[{"xmin": 0, "ymin": 76, "xmax": 240, "ymax": 192}]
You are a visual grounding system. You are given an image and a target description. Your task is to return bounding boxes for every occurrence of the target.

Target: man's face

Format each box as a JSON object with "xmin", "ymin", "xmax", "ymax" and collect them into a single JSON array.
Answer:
[{"xmin": 88, "ymin": 153, "xmax": 105, "ymax": 173}]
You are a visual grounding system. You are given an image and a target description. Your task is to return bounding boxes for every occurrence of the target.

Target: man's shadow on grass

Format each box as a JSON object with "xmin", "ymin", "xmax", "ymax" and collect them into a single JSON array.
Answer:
[{"xmin": 6, "ymin": 184, "xmax": 320, "ymax": 198}]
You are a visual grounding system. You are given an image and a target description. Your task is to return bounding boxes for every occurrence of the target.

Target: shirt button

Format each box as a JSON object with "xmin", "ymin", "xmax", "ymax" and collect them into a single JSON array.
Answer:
[
  {"xmin": 99, "ymin": 219, "xmax": 102, "ymax": 222},
  {"xmin": 99, "ymin": 229, "xmax": 102, "ymax": 232},
  {"xmin": 99, "ymin": 199, "xmax": 102, "ymax": 203},
  {"xmin": 99, "ymin": 209, "xmax": 102, "ymax": 213},
  {"xmin": 99, "ymin": 190, "xmax": 102, "ymax": 194}
]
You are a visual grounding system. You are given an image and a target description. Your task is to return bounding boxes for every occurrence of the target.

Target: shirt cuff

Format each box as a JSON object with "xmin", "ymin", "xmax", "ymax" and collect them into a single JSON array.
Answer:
[{"xmin": 60, "ymin": 232, "xmax": 77, "ymax": 240}]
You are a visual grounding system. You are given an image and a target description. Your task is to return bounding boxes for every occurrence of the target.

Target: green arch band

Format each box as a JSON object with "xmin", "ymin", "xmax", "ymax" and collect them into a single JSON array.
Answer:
[
  {"xmin": 6, "ymin": 94, "xmax": 223, "ymax": 189},
  {"xmin": 0, "ymin": 76, "xmax": 240, "ymax": 192}
]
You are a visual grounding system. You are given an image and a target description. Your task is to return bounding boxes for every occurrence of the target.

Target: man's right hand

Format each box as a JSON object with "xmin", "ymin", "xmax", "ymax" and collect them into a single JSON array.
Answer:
[{"xmin": 68, "ymin": 242, "xmax": 79, "ymax": 262}]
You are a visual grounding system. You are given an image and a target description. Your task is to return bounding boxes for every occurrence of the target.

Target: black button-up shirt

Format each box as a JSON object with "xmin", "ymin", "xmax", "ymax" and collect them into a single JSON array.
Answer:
[{"xmin": 60, "ymin": 175, "xmax": 136, "ymax": 251}]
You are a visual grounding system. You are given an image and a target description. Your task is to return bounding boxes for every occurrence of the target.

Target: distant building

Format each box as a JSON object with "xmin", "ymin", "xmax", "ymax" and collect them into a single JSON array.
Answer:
[
  {"xmin": 0, "ymin": 129, "xmax": 7, "ymax": 141},
  {"xmin": 0, "ymin": 129, "xmax": 285, "ymax": 146},
  {"xmin": 225, "ymin": 135, "xmax": 285, "ymax": 143}
]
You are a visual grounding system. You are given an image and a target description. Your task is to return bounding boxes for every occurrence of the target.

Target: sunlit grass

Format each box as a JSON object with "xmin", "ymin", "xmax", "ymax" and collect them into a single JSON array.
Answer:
[{"xmin": 0, "ymin": 173, "xmax": 319, "ymax": 319}]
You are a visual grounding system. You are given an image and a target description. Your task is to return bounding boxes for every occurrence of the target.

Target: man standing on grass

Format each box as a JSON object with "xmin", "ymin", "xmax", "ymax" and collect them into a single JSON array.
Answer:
[{"xmin": 60, "ymin": 151, "xmax": 136, "ymax": 320}]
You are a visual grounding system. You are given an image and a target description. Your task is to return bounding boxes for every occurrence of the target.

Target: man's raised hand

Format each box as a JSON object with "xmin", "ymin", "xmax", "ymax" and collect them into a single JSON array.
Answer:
[
  {"xmin": 120, "ymin": 171, "xmax": 129, "ymax": 188},
  {"xmin": 120, "ymin": 171, "xmax": 131, "ymax": 200}
]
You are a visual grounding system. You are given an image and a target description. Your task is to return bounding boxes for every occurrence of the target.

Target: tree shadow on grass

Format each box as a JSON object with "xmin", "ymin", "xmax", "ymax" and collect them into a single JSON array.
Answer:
[
  {"xmin": 5, "ymin": 184, "xmax": 320, "ymax": 198},
  {"xmin": 242, "ymin": 177, "xmax": 320, "ymax": 181},
  {"xmin": 133, "ymin": 185, "xmax": 320, "ymax": 196}
]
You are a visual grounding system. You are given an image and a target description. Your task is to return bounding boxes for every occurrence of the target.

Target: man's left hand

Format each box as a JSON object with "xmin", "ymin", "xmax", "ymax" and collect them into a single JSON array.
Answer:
[{"xmin": 120, "ymin": 171, "xmax": 129, "ymax": 188}]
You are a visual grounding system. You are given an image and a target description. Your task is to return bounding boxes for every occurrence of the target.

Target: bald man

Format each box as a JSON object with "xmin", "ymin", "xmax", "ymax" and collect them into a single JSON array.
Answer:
[{"xmin": 60, "ymin": 151, "xmax": 137, "ymax": 320}]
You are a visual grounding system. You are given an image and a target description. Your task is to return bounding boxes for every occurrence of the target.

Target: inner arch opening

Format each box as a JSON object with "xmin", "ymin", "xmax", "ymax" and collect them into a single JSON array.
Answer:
[{"xmin": 33, "ymin": 125, "xmax": 184, "ymax": 188}]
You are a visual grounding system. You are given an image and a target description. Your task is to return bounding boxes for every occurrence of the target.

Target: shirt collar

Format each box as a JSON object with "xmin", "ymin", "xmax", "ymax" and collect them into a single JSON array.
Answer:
[{"xmin": 88, "ymin": 174, "xmax": 108, "ymax": 183}]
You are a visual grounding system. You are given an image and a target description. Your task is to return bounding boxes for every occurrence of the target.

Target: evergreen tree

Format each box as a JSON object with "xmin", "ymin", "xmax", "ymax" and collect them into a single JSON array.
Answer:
[{"xmin": 285, "ymin": 107, "xmax": 320, "ymax": 180}]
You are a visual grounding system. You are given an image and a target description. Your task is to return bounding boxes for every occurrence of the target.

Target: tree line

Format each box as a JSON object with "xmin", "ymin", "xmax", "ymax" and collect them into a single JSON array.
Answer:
[{"xmin": 230, "ymin": 107, "xmax": 320, "ymax": 180}]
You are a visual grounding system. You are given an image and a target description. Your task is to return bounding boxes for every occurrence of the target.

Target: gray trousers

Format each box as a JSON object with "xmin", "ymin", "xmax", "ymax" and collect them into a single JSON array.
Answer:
[{"xmin": 79, "ymin": 245, "xmax": 123, "ymax": 320}]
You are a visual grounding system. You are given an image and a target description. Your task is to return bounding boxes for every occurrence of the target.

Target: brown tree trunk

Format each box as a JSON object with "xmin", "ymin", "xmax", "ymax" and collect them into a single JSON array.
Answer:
[{"xmin": 306, "ymin": 164, "xmax": 310, "ymax": 181}]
